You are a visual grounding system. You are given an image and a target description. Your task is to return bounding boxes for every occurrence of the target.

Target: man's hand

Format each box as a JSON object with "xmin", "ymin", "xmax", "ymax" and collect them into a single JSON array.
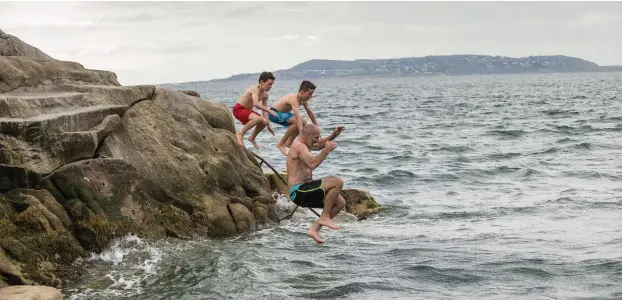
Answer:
[
  {"xmin": 269, "ymin": 110, "xmax": 278, "ymax": 117},
  {"xmin": 324, "ymin": 141, "xmax": 338, "ymax": 152},
  {"xmin": 267, "ymin": 124, "xmax": 275, "ymax": 136},
  {"xmin": 332, "ymin": 126, "xmax": 345, "ymax": 138}
]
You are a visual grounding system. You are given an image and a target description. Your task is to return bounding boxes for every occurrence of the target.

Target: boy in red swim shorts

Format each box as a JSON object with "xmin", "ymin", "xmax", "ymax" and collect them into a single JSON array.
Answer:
[{"xmin": 232, "ymin": 72, "xmax": 279, "ymax": 149}]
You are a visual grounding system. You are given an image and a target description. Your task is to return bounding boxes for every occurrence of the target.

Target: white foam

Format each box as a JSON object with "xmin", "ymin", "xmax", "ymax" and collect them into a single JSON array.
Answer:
[
  {"xmin": 72, "ymin": 234, "xmax": 167, "ymax": 298},
  {"xmin": 88, "ymin": 235, "xmax": 143, "ymax": 265}
]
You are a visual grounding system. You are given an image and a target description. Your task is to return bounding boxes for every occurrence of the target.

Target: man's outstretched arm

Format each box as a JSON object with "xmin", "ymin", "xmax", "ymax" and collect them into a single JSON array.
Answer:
[
  {"xmin": 311, "ymin": 126, "xmax": 344, "ymax": 151},
  {"xmin": 298, "ymin": 143, "xmax": 332, "ymax": 170}
]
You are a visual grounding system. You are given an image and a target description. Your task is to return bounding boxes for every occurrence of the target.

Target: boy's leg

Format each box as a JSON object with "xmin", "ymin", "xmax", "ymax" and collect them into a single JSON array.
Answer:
[
  {"xmin": 277, "ymin": 123, "xmax": 298, "ymax": 155},
  {"xmin": 236, "ymin": 112, "xmax": 262, "ymax": 147},
  {"xmin": 247, "ymin": 116, "xmax": 268, "ymax": 149},
  {"xmin": 277, "ymin": 117, "xmax": 306, "ymax": 154}
]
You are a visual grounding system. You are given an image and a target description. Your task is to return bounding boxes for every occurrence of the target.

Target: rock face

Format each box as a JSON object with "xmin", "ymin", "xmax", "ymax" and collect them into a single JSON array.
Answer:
[
  {"xmin": 0, "ymin": 29, "xmax": 53, "ymax": 61},
  {"xmin": 339, "ymin": 189, "xmax": 381, "ymax": 220},
  {"xmin": 0, "ymin": 285, "xmax": 62, "ymax": 300},
  {"xmin": 0, "ymin": 30, "xmax": 277, "ymax": 287}
]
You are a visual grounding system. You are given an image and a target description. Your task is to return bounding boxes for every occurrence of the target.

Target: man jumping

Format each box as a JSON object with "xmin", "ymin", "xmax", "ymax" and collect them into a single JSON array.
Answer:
[{"xmin": 286, "ymin": 124, "xmax": 346, "ymax": 244}]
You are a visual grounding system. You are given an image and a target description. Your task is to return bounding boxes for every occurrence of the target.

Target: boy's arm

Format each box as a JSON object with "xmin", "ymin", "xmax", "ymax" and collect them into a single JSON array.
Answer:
[
  {"xmin": 290, "ymin": 98, "xmax": 305, "ymax": 134},
  {"xmin": 263, "ymin": 97, "xmax": 275, "ymax": 135},
  {"xmin": 302, "ymin": 102, "xmax": 318, "ymax": 126},
  {"xmin": 253, "ymin": 91, "xmax": 276, "ymax": 115}
]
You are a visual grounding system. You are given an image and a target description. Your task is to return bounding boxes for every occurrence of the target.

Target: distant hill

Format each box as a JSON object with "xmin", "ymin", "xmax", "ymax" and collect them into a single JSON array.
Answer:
[{"xmin": 166, "ymin": 55, "xmax": 622, "ymax": 85}]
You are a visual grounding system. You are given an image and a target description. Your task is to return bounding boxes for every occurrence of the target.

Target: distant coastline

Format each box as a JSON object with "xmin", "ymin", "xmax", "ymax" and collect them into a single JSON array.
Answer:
[{"xmin": 165, "ymin": 55, "xmax": 621, "ymax": 85}]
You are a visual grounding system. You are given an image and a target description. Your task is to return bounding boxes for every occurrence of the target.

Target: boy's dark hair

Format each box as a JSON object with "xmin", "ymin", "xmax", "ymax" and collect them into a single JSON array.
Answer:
[
  {"xmin": 259, "ymin": 71, "xmax": 275, "ymax": 83},
  {"xmin": 299, "ymin": 80, "xmax": 316, "ymax": 92}
]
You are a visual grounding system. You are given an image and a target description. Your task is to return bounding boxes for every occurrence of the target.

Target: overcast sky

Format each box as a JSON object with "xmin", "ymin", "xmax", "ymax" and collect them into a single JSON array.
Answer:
[{"xmin": 0, "ymin": 1, "xmax": 620, "ymax": 85}]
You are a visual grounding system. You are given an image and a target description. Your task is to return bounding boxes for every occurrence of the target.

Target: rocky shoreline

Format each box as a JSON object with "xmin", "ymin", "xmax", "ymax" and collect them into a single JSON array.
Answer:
[{"xmin": 0, "ymin": 29, "xmax": 380, "ymax": 298}]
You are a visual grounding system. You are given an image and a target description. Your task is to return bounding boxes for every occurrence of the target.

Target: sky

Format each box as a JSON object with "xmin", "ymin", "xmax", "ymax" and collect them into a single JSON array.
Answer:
[{"xmin": 0, "ymin": 1, "xmax": 621, "ymax": 85}]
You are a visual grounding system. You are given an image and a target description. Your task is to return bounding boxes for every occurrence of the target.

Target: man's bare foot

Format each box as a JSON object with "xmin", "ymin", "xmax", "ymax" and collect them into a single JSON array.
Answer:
[
  {"xmin": 276, "ymin": 143, "xmax": 288, "ymax": 156},
  {"xmin": 236, "ymin": 132, "xmax": 244, "ymax": 147},
  {"xmin": 307, "ymin": 228, "xmax": 325, "ymax": 244},
  {"xmin": 317, "ymin": 217, "xmax": 340, "ymax": 230},
  {"xmin": 247, "ymin": 137, "xmax": 259, "ymax": 149}
]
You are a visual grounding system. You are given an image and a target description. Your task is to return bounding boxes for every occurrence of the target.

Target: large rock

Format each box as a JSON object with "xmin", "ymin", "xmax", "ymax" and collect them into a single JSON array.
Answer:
[
  {"xmin": 0, "ymin": 30, "xmax": 53, "ymax": 61},
  {"xmin": 340, "ymin": 189, "xmax": 381, "ymax": 220},
  {"xmin": 0, "ymin": 285, "xmax": 62, "ymax": 300},
  {"xmin": 0, "ymin": 29, "xmax": 278, "ymax": 288}
]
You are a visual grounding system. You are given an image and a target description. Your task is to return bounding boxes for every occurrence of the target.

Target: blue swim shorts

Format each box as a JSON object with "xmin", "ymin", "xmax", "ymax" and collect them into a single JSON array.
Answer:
[{"xmin": 268, "ymin": 107, "xmax": 295, "ymax": 127}]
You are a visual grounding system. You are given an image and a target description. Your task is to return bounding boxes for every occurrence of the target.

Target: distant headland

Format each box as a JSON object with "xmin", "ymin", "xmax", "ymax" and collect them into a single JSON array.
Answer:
[{"xmin": 176, "ymin": 55, "xmax": 621, "ymax": 84}]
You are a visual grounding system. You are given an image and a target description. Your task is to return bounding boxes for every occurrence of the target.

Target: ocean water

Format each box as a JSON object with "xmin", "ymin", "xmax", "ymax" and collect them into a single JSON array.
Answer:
[{"xmin": 64, "ymin": 72, "xmax": 622, "ymax": 299}]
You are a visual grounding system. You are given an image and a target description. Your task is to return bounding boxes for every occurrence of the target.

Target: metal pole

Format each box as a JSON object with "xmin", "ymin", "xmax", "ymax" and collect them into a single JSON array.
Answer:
[{"xmin": 249, "ymin": 151, "xmax": 321, "ymax": 220}]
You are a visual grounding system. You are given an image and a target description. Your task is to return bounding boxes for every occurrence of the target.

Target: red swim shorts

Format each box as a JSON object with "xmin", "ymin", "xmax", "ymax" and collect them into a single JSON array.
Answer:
[{"xmin": 232, "ymin": 103, "xmax": 260, "ymax": 125}]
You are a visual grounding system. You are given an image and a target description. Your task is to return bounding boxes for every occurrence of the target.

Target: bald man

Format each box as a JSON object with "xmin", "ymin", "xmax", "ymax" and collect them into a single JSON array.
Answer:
[{"xmin": 286, "ymin": 124, "xmax": 346, "ymax": 244}]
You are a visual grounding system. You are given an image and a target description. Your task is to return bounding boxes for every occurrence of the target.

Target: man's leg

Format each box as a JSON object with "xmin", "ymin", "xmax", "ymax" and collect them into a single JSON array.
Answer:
[
  {"xmin": 316, "ymin": 176, "xmax": 344, "ymax": 230},
  {"xmin": 330, "ymin": 195, "xmax": 346, "ymax": 218},
  {"xmin": 306, "ymin": 220, "xmax": 324, "ymax": 244},
  {"xmin": 247, "ymin": 116, "xmax": 268, "ymax": 149}
]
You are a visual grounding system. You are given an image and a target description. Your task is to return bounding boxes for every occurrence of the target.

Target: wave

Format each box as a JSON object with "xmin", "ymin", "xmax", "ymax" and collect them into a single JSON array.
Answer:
[
  {"xmin": 570, "ymin": 142, "xmax": 592, "ymax": 150},
  {"xmin": 555, "ymin": 137, "xmax": 578, "ymax": 144},
  {"xmin": 298, "ymin": 281, "xmax": 368, "ymax": 299},
  {"xmin": 580, "ymin": 260, "xmax": 622, "ymax": 273},
  {"xmin": 433, "ymin": 145, "xmax": 474, "ymax": 153},
  {"xmin": 503, "ymin": 267, "xmax": 554, "ymax": 278},
  {"xmin": 356, "ymin": 167, "xmax": 380, "ymax": 173},
  {"xmin": 487, "ymin": 129, "xmax": 526, "ymax": 138},
  {"xmin": 488, "ymin": 152, "xmax": 522, "ymax": 160},
  {"xmin": 601, "ymin": 116, "xmax": 622, "ymax": 122},
  {"xmin": 542, "ymin": 197, "xmax": 622, "ymax": 209},
  {"xmin": 351, "ymin": 170, "xmax": 418, "ymax": 186},
  {"xmin": 543, "ymin": 109, "xmax": 580, "ymax": 116},
  {"xmin": 561, "ymin": 170, "xmax": 622, "ymax": 180},
  {"xmin": 548, "ymin": 124, "xmax": 617, "ymax": 134},
  {"xmin": 402, "ymin": 265, "xmax": 484, "ymax": 283},
  {"xmin": 409, "ymin": 205, "xmax": 538, "ymax": 221}
]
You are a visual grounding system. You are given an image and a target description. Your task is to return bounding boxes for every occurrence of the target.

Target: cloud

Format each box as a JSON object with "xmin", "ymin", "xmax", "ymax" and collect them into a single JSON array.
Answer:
[
  {"xmin": 268, "ymin": 35, "xmax": 300, "ymax": 41},
  {"xmin": 223, "ymin": 3, "xmax": 265, "ymax": 17},
  {"xmin": 404, "ymin": 23, "xmax": 486, "ymax": 33},
  {"xmin": 318, "ymin": 24, "xmax": 364, "ymax": 34},
  {"xmin": 307, "ymin": 36, "xmax": 319, "ymax": 40},
  {"xmin": 568, "ymin": 12, "xmax": 622, "ymax": 29}
]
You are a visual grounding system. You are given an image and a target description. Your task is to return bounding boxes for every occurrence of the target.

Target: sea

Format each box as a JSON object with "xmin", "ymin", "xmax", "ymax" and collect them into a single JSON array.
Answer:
[{"xmin": 64, "ymin": 72, "xmax": 622, "ymax": 299}]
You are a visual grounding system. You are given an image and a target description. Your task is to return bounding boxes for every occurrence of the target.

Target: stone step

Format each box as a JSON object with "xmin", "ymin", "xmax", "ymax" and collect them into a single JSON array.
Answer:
[
  {"xmin": 53, "ymin": 84, "xmax": 155, "ymax": 107},
  {"xmin": 0, "ymin": 92, "xmax": 96, "ymax": 118},
  {"xmin": 0, "ymin": 104, "xmax": 128, "ymax": 144}
]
